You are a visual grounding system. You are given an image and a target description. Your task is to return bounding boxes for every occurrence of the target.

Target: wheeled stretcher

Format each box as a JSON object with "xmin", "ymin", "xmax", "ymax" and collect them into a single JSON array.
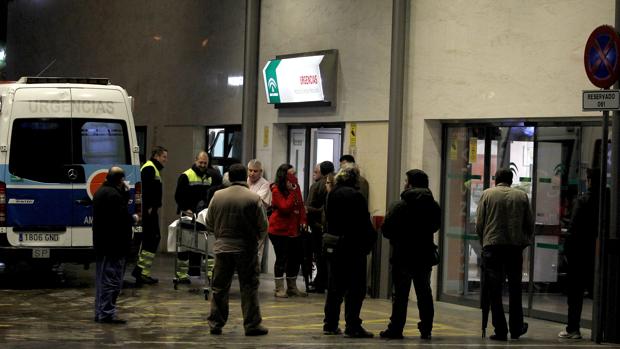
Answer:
[{"xmin": 168, "ymin": 211, "xmax": 213, "ymax": 300}]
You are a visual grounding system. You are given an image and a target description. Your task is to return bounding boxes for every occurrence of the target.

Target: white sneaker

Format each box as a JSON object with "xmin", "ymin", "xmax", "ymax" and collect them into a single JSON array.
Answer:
[{"xmin": 558, "ymin": 330, "xmax": 582, "ymax": 339}]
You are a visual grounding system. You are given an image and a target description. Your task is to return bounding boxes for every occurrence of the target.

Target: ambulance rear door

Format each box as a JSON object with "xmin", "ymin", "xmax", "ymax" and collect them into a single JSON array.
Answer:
[{"xmin": 70, "ymin": 87, "xmax": 135, "ymax": 247}]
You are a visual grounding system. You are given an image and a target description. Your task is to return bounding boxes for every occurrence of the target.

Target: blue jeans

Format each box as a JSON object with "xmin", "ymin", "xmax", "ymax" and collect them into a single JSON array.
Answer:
[{"xmin": 95, "ymin": 255, "xmax": 126, "ymax": 321}]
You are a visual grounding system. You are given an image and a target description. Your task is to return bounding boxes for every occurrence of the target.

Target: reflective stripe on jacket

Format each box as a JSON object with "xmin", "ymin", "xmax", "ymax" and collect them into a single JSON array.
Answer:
[
  {"xmin": 184, "ymin": 168, "xmax": 212, "ymax": 186},
  {"xmin": 141, "ymin": 160, "xmax": 161, "ymax": 181}
]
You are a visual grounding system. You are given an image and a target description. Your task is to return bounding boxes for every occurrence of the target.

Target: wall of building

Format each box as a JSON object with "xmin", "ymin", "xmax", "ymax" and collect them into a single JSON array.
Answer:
[
  {"xmin": 404, "ymin": 0, "xmax": 615, "ymax": 178},
  {"xmin": 258, "ymin": 0, "xmax": 391, "ymax": 125},
  {"xmin": 256, "ymin": 0, "xmax": 392, "ymax": 205},
  {"xmin": 256, "ymin": 0, "xmax": 393, "ymax": 275},
  {"xmin": 342, "ymin": 122, "xmax": 390, "ymax": 215}
]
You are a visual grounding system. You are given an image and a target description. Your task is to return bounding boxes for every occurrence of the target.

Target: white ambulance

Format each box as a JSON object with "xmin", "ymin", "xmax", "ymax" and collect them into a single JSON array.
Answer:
[{"xmin": 0, "ymin": 77, "xmax": 142, "ymax": 268}]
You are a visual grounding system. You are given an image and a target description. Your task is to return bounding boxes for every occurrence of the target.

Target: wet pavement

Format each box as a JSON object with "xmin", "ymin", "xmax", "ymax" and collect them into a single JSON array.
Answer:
[{"xmin": 0, "ymin": 254, "xmax": 618, "ymax": 348}]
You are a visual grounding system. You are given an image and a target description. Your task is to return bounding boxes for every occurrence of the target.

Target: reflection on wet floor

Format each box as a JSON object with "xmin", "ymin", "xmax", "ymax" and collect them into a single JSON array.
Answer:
[{"xmin": 0, "ymin": 254, "xmax": 612, "ymax": 348}]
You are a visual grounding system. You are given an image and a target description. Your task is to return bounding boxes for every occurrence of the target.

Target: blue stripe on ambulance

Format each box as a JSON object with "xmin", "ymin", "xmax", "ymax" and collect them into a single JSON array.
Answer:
[{"xmin": 3, "ymin": 164, "xmax": 140, "ymax": 228}]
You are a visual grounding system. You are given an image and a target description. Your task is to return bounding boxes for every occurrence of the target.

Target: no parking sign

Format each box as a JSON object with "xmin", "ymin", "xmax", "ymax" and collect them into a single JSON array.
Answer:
[{"xmin": 584, "ymin": 25, "xmax": 620, "ymax": 89}]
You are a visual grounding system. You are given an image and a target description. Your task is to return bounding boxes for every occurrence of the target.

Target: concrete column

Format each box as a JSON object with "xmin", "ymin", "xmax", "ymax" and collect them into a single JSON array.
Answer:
[
  {"xmin": 374, "ymin": 0, "xmax": 407, "ymax": 299},
  {"xmin": 598, "ymin": 1, "xmax": 620, "ymax": 342},
  {"xmin": 241, "ymin": 0, "xmax": 260, "ymax": 164}
]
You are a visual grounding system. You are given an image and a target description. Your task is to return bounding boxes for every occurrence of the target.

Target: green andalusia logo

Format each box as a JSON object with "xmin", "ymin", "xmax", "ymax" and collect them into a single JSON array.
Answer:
[
  {"xmin": 263, "ymin": 59, "xmax": 281, "ymax": 103},
  {"xmin": 268, "ymin": 78, "xmax": 278, "ymax": 95}
]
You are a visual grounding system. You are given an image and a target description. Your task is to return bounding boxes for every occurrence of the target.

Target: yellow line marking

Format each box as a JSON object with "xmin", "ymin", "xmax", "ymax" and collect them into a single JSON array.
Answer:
[{"xmin": 262, "ymin": 312, "xmax": 324, "ymax": 320}]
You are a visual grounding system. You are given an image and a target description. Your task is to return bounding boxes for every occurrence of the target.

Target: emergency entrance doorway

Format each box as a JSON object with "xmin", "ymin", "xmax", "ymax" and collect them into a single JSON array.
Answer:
[
  {"xmin": 439, "ymin": 121, "xmax": 607, "ymax": 325},
  {"xmin": 288, "ymin": 125, "xmax": 344, "ymax": 196}
]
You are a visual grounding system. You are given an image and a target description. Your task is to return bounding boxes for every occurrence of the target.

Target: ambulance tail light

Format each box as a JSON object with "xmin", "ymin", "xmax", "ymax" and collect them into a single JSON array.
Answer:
[
  {"xmin": 134, "ymin": 181, "xmax": 142, "ymax": 222},
  {"xmin": 0, "ymin": 182, "xmax": 6, "ymax": 226}
]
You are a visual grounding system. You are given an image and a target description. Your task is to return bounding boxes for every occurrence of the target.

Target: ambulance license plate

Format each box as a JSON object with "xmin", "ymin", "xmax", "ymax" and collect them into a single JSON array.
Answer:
[
  {"xmin": 32, "ymin": 248, "xmax": 50, "ymax": 259},
  {"xmin": 20, "ymin": 232, "xmax": 61, "ymax": 242}
]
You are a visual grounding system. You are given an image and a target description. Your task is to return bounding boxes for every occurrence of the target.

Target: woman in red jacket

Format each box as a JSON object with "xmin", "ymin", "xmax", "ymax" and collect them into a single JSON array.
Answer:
[{"xmin": 269, "ymin": 164, "xmax": 308, "ymax": 298}]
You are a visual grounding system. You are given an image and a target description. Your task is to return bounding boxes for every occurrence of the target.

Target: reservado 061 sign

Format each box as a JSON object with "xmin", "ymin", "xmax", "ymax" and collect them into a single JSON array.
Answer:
[{"xmin": 582, "ymin": 90, "xmax": 620, "ymax": 111}]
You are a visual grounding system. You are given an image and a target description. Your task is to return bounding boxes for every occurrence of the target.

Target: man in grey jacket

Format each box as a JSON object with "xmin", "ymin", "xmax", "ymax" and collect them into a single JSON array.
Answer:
[
  {"xmin": 206, "ymin": 163, "xmax": 269, "ymax": 336},
  {"xmin": 476, "ymin": 168, "xmax": 533, "ymax": 341}
]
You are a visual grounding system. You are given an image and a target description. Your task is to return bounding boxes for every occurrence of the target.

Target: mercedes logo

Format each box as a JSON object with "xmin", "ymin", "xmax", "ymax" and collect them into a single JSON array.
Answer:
[{"xmin": 67, "ymin": 169, "xmax": 78, "ymax": 181}]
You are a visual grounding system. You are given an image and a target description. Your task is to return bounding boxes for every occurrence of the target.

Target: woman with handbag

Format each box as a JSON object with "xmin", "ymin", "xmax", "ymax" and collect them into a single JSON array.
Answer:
[{"xmin": 268, "ymin": 164, "xmax": 308, "ymax": 298}]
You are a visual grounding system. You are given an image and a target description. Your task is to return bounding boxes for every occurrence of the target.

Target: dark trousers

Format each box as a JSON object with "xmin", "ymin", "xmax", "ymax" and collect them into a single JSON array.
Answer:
[
  {"xmin": 388, "ymin": 264, "xmax": 434, "ymax": 335},
  {"xmin": 207, "ymin": 251, "xmax": 262, "ymax": 331},
  {"xmin": 140, "ymin": 209, "xmax": 161, "ymax": 252},
  {"xmin": 323, "ymin": 253, "xmax": 367, "ymax": 331},
  {"xmin": 269, "ymin": 234, "xmax": 302, "ymax": 278},
  {"xmin": 566, "ymin": 253, "xmax": 594, "ymax": 332},
  {"xmin": 95, "ymin": 255, "xmax": 125, "ymax": 321},
  {"xmin": 482, "ymin": 245, "xmax": 524, "ymax": 336}
]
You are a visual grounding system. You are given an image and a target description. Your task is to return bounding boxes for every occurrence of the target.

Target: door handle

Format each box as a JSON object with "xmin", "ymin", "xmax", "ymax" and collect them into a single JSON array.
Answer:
[{"xmin": 75, "ymin": 198, "xmax": 93, "ymax": 206}]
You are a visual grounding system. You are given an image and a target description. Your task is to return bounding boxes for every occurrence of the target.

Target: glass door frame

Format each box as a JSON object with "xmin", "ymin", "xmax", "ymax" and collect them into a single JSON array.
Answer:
[
  {"xmin": 206, "ymin": 125, "xmax": 242, "ymax": 174},
  {"xmin": 287, "ymin": 123, "xmax": 344, "ymax": 198},
  {"xmin": 438, "ymin": 118, "xmax": 604, "ymax": 325}
]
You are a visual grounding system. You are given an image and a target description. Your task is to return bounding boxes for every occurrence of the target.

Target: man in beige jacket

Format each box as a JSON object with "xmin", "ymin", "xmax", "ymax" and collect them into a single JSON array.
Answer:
[
  {"xmin": 206, "ymin": 163, "xmax": 269, "ymax": 336},
  {"xmin": 476, "ymin": 168, "xmax": 533, "ymax": 341}
]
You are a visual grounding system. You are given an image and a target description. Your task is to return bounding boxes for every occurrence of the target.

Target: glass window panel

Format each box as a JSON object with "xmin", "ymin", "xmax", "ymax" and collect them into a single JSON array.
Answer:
[
  {"xmin": 441, "ymin": 126, "xmax": 470, "ymax": 296},
  {"xmin": 288, "ymin": 128, "xmax": 306, "ymax": 195},
  {"xmin": 9, "ymin": 119, "xmax": 72, "ymax": 183},
  {"xmin": 208, "ymin": 128, "xmax": 225, "ymax": 157},
  {"xmin": 78, "ymin": 121, "xmax": 129, "ymax": 164},
  {"xmin": 227, "ymin": 129, "xmax": 242, "ymax": 161},
  {"xmin": 316, "ymin": 138, "xmax": 334, "ymax": 164}
]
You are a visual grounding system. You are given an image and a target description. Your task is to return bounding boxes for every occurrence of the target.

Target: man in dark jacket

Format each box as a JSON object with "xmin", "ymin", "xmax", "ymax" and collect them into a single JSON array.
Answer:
[
  {"xmin": 175, "ymin": 151, "xmax": 222, "ymax": 215},
  {"xmin": 323, "ymin": 164, "xmax": 377, "ymax": 338},
  {"xmin": 306, "ymin": 161, "xmax": 334, "ymax": 293},
  {"xmin": 379, "ymin": 169, "xmax": 441, "ymax": 340},
  {"xmin": 173, "ymin": 151, "xmax": 222, "ymax": 283},
  {"xmin": 559, "ymin": 168, "xmax": 601, "ymax": 339},
  {"xmin": 133, "ymin": 146, "xmax": 167, "ymax": 284},
  {"xmin": 93, "ymin": 167, "xmax": 134, "ymax": 324}
]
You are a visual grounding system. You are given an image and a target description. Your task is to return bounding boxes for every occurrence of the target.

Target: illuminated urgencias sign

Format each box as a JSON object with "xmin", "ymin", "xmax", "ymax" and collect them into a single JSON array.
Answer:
[{"xmin": 262, "ymin": 50, "xmax": 337, "ymax": 106}]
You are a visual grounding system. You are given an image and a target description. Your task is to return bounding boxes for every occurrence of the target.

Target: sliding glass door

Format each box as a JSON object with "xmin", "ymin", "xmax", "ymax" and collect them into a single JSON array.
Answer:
[{"xmin": 440, "ymin": 122, "xmax": 604, "ymax": 326}]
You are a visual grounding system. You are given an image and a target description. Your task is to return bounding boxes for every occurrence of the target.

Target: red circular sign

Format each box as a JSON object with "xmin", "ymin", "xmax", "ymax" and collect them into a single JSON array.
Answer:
[
  {"xmin": 584, "ymin": 25, "xmax": 620, "ymax": 88},
  {"xmin": 87, "ymin": 170, "xmax": 108, "ymax": 199}
]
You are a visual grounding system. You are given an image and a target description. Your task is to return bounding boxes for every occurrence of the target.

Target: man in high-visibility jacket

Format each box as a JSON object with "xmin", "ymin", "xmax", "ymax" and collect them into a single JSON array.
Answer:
[
  {"xmin": 133, "ymin": 146, "xmax": 168, "ymax": 285},
  {"xmin": 174, "ymin": 151, "xmax": 222, "ymax": 283}
]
